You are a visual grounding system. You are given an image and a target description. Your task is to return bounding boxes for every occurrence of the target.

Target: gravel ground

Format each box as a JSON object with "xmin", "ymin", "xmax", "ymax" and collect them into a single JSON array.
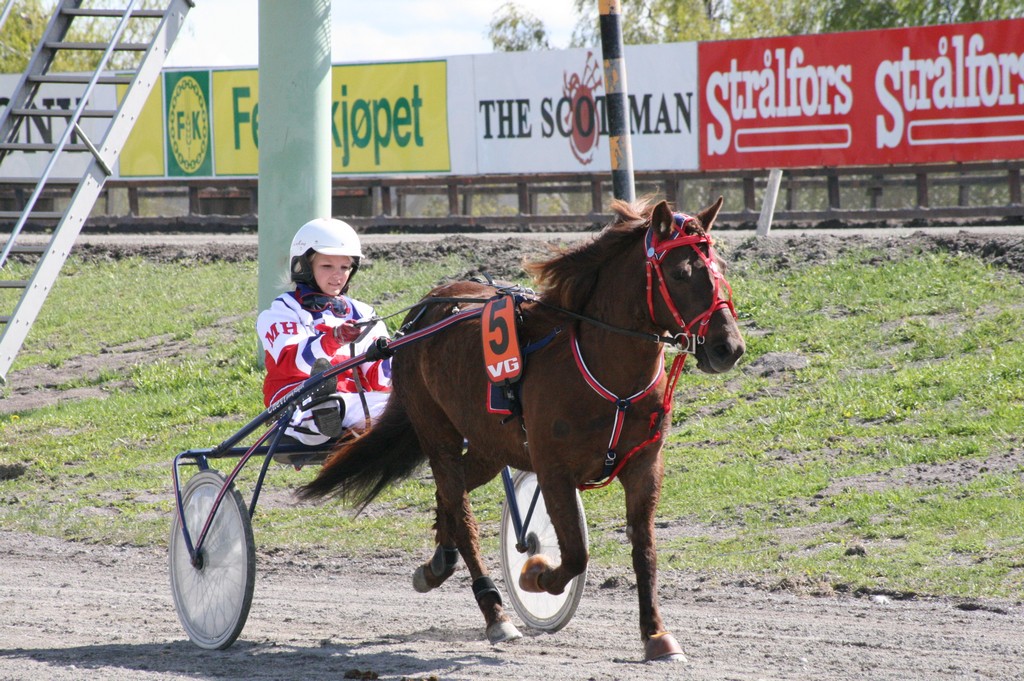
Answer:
[{"xmin": 1, "ymin": 530, "xmax": 1022, "ymax": 681}]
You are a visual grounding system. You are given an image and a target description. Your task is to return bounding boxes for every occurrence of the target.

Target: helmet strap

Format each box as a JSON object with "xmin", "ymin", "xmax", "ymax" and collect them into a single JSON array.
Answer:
[{"xmin": 290, "ymin": 250, "xmax": 315, "ymax": 286}]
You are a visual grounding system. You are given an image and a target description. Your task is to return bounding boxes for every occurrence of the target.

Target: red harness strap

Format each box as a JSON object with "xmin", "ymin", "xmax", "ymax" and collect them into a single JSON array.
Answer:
[{"xmin": 572, "ymin": 329, "xmax": 669, "ymax": 490}]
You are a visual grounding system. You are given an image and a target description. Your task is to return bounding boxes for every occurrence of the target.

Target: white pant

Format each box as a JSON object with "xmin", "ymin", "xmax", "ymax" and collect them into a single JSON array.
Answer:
[{"xmin": 286, "ymin": 391, "xmax": 390, "ymax": 446}]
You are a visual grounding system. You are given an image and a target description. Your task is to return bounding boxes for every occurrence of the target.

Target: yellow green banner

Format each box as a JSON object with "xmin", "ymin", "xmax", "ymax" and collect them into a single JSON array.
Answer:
[
  {"xmin": 331, "ymin": 61, "xmax": 450, "ymax": 173},
  {"xmin": 119, "ymin": 60, "xmax": 450, "ymax": 178},
  {"xmin": 214, "ymin": 69, "xmax": 259, "ymax": 176},
  {"xmin": 118, "ymin": 80, "xmax": 164, "ymax": 177}
]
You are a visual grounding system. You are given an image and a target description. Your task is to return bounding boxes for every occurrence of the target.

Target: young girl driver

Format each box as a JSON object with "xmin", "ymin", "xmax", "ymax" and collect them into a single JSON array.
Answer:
[{"xmin": 257, "ymin": 218, "xmax": 391, "ymax": 446}]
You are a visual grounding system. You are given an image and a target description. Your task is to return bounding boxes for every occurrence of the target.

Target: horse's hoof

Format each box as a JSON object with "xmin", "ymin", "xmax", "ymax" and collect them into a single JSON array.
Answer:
[
  {"xmin": 486, "ymin": 620, "xmax": 523, "ymax": 644},
  {"xmin": 645, "ymin": 632, "xmax": 686, "ymax": 662},
  {"xmin": 519, "ymin": 555, "xmax": 553, "ymax": 593},
  {"xmin": 412, "ymin": 565, "xmax": 432, "ymax": 593}
]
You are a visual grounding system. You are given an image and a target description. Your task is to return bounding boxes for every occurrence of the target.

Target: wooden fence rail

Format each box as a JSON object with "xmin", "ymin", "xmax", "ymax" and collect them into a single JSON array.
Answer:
[{"xmin": 2, "ymin": 161, "xmax": 1022, "ymax": 233}]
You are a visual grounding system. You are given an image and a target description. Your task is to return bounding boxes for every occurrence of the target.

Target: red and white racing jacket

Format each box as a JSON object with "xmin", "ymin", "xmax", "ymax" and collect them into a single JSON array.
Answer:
[{"xmin": 257, "ymin": 288, "xmax": 392, "ymax": 408}]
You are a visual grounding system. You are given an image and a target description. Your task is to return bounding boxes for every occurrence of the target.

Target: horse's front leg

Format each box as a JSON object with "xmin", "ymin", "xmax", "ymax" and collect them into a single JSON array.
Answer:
[
  {"xmin": 518, "ymin": 472, "xmax": 588, "ymax": 596},
  {"xmin": 618, "ymin": 447, "xmax": 686, "ymax": 663}
]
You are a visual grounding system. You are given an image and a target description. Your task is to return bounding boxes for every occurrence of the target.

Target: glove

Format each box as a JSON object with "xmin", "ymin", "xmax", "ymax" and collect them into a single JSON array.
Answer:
[{"xmin": 334, "ymin": 320, "xmax": 361, "ymax": 344}]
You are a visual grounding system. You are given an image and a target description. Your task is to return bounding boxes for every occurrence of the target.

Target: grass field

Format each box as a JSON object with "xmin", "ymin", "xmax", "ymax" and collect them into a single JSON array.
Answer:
[{"xmin": 2, "ymin": 238, "xmax": 1023, "ymax": 600}]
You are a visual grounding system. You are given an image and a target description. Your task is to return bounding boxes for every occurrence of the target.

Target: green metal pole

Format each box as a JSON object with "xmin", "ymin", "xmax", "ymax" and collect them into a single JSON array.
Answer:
[
  {"xmin": 599, "ymin": 0, "xmax": 634, "ymax": 203},
  {"xmin": 257, "ymin": 0, "xmax": 332, "ymax": 322}
]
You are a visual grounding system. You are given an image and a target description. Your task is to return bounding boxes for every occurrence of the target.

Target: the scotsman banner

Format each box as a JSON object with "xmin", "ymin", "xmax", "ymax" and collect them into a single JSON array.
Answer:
[
  {"xmin": 1, "ymin": 18, "xmax": 1021, "ymax": 179},
  {"xmin": 462, "ymin": 44, "xmax": 700, "ymax": 174}
]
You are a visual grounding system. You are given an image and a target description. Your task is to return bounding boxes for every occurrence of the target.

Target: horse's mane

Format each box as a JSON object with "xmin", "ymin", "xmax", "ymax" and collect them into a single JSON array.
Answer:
[{"xmin": 524, "ymin": 198, "xmax": 652, "ymax": 310}]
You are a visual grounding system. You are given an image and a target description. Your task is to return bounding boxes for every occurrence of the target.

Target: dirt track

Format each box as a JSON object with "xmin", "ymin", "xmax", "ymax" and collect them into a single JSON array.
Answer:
[
  {"xmin": 1, "ymin": 530, "xmax": 1022, "ymax": 681},
  {"xmin": 4, "ymin": 228, "xmax": 1024, "ymax": 680}
]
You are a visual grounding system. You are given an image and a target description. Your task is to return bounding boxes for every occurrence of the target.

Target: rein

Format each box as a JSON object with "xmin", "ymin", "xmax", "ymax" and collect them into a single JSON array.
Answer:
[{"xmin": 384, "ymin": 290, "xmax": 688, "ymax": 350}]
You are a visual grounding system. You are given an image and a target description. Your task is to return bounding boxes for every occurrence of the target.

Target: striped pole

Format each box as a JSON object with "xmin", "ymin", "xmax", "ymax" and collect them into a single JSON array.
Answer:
[{"xmin": 599, "ymin": 0, "xmax": 635, "ymax": 203}]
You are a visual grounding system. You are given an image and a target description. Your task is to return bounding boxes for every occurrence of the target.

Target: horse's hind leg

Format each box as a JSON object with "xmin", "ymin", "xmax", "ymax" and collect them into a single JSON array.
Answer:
[
  {"xmin": 412, "ymin": 490, "xmax": 460, "ymax": 592},
  {"xmin": 433, "ymin": 444, "xmax": 521, "ymax": 643},
  {"xmin": 412, "ymin": 444, "xmax": 498, "ymax": 593},
  {"xmin": 411, "ymin": 438, "xmax": 520, "ymax": 643}
]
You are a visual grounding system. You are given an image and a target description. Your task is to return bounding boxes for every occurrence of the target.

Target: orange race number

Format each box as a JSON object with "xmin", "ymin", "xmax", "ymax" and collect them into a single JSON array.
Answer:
[{"xmin": 481, "ymin": 295, "xmax": 522, "ymax": 384}]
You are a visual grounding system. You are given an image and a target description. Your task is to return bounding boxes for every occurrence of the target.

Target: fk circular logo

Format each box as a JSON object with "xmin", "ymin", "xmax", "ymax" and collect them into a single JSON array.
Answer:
[{"xmin": 167, "ymin": 74, "xmax": 210, "ymax": 175}]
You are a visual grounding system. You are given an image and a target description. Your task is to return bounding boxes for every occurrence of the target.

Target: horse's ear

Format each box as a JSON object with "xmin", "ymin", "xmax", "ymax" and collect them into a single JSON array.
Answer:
[
  {"xmin": 651, "ymin": 200, "xmax": 674, "ymax": 239},
  {"xmin": 698, "ymin": 196, "xmax": 725, "ymax": 232}
]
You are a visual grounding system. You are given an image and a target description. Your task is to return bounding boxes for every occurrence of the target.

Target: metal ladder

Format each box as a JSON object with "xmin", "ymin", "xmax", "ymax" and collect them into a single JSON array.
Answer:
[{"xmin": 0, "ymin": 0, "xmax": 194, "ymax": 381}]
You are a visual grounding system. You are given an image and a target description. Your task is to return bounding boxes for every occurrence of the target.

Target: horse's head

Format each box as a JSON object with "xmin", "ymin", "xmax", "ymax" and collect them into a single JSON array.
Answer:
[{"xmin": 645, "ymin": 197, "xmax": 745, "ymax": 374}]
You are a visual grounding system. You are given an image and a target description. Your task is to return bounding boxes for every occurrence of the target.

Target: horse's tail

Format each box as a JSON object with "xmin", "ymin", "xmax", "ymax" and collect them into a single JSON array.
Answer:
[{"xmin": 296, "ymin": 399, "xmax": 425, "ymax": 510}]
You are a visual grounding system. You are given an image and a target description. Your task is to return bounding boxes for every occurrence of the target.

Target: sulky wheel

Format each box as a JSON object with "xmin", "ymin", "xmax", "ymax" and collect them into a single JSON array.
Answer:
[
  {"xmin": 169, "ymin": 469, "xmax": 255, "ymax": 650},
  {"xmin": 499, "ymin": 469, "xmax": 587, "ymax": 632}
]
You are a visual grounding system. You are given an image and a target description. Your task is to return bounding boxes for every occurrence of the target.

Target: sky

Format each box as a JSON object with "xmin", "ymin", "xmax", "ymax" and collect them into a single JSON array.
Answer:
[{"xmin": 164, "ymin": 0, "xmax": 580, "ymax": 69}]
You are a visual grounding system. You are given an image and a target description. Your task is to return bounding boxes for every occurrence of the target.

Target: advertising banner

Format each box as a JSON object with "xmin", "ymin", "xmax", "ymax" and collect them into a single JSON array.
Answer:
[
  {"xmin": 469, "ymin": 44, "xmax": 700, "ymax": 174},
  {"xmin": 7, "ymin": 18, "xmax": 1022, "ymax": 180},
  {"xmin": 118, "ymin": 78, "xmax": 165, "ymax": 177},
  {"xmin": 118, "ymin": 60, "xmax": 451, "ymax": 178},
  {"xmin": 0, "ymin": 75, "xmax": 117, "ymax": 178},
  {"xmin": 700, "ymin": 19, "xmax": 1024, "ymax": 170},
  {"xmin": 331, "ymin": 60, "xmax": 450, "ymax": 174},
  {"xmin": 212, "ymin": 69, "xmax": 259, "ymax": 176}
]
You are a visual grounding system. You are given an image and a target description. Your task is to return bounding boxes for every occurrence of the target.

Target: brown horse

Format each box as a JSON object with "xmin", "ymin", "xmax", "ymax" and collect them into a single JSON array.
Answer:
[{"xmin": 298, "ymin": 197, "xmax": 745, "ymax": 661}]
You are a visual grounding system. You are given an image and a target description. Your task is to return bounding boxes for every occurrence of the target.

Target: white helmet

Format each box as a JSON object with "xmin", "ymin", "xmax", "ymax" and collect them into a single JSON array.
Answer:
[
  {"xmin": 289, "ymin": 217, "xmax": 363, "ymax": 288},
  {"xmin": 290, "ymin": 217, "xmax": 363, "ymax": 258}
]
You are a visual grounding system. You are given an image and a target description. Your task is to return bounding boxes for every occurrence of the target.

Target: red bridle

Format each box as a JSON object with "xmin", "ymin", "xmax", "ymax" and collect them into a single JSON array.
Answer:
[{"xmin": 645, "ymin": 212, "xmax": 737, "ymax": 354}]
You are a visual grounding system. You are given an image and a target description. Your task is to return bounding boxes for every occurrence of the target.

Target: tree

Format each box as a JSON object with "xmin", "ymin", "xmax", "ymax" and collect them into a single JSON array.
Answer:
[
  {"xmin": 565, "ymin": 0, "xmax": 1024, "ymax": 47},
  {"xmin": 488, "ymin": 1, "xmax": 552, "ymax": 51},
  {"xmin": 0, "ymin": 0, "xmax": 48, "ymax": 73},
  {"xmin": 571, "ymin": 0, "xmax": 724, "ymax": 45},
  {"xmin": 819, "ymin": 0, "xmax": 1024, "ymax": 33},
  {"xmin": 568, "ymin": 0, "xmax": 823, "ymax": 45},
  {"xmin": 1, "ymin": 0, "xmax": 164, "ymax": 74}
]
